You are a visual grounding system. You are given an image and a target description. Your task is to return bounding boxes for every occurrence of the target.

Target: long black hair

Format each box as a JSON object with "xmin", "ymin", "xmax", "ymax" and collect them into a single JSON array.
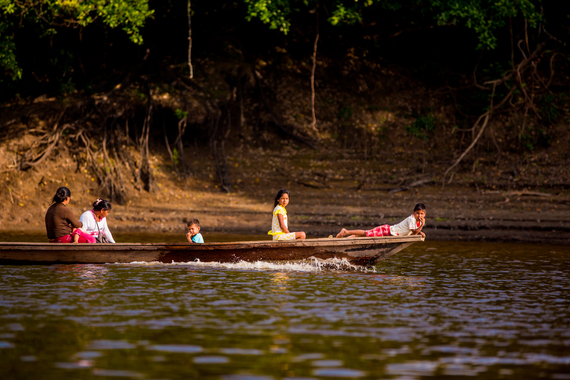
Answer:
[
  {"xmin": 273, "ymin": 189, "xmax": 290, "ymax": 208},
  {"xmin": 93, "ymin": 198, "xmax": 112, "ymax": 211},
  {"xmin": 51, "ymin": 187, "xmax": 71, "ymax": 205}
]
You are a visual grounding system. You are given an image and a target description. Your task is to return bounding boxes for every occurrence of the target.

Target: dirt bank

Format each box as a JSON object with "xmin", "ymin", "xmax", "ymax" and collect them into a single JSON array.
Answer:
[{"xmin": 1, "ymin": 143, "xmax": 569, "ymax": 245}]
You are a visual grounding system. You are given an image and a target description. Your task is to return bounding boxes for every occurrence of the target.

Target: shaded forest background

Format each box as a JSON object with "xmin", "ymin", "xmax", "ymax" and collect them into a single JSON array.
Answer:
[{"xmin": 1, "ymin": 0, "xmax": 570, "ymax": 206}]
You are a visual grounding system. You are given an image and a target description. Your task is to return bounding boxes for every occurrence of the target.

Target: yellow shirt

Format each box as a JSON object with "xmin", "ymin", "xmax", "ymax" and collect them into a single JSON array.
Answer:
[{"xmin": 268, "ymin": 205, "xmax": 287, "ymax": 236}]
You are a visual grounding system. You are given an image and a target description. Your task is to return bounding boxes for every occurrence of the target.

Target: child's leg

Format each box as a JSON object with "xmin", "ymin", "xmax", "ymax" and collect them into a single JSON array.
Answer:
[
  {"xmin": 295, "ymin": 231, "xmax": 306, "ymax": 240},
  {"xmin": 336, "ymin": 228, "xmax": 366, "ymax": 238},
  {"xmin": 72, "ymin": 229, "xmax": 80, "ymax": 243}
]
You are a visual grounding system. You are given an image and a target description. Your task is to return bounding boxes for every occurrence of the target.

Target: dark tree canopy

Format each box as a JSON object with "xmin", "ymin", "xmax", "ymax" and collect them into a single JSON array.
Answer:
[{"xmin": 0, "ymin": 0, "xmax": 557, "ymax": 88}]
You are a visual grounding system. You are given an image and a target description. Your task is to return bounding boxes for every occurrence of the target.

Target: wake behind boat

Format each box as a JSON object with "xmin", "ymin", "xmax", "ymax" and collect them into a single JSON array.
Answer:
[{"xmin": 0, "ymin": 235, "xmax": 423, "ymax": 266}]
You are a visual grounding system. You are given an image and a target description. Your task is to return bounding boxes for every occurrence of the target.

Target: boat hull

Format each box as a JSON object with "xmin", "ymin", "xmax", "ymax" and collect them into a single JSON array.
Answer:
[{"xmin": 0, "ymin": 236, "xmax": 423, "ymax": 266}]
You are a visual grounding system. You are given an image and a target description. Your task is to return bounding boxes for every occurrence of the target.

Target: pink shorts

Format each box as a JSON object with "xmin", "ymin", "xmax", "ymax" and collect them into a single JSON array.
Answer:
[{"xmin": 365, "ymin": 225, "xmax": 391, "ymax": 237}]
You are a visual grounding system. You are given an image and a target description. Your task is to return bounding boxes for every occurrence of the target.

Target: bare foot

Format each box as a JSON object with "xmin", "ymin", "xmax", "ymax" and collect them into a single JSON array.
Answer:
[{"xmin": 336, "ymin": 228, "xmax": 348, "ymax": 238}]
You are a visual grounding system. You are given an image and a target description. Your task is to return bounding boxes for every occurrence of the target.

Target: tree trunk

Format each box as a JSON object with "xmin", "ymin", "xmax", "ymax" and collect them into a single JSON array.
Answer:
[
  {"xmin": 310, "ymin": 2, "xmax": 319, "ymax": 132},
  {"xmin": 187, "ymin": 0, "xmax": 193, "ymax": 79}
]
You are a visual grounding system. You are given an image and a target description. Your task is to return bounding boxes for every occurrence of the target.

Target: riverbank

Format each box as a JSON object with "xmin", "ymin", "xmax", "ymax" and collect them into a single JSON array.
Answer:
[{"xmin": 1, "ymin": 144, "xmax": 569, "ymax": 245}]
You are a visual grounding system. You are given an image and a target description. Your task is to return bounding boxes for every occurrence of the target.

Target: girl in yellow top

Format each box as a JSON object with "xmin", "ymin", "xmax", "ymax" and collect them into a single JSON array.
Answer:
[{"xmin": 269, "ymin": 189, "xmax": 306, "ymax": 241}]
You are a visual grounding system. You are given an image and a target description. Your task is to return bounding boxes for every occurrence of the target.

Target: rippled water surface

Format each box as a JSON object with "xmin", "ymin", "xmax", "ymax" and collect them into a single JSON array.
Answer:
[{"xmin": 1, "ymin": 241, "xmax": 569, "ymax": 379}]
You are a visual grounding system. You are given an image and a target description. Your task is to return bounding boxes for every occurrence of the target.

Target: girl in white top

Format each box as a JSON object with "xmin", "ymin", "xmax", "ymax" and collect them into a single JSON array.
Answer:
[
  {"xmin": 336, "ymin": 203, "xmax": 426, "ymax": 239},
  {"xmin": 79, "ymin": 198, "xmax": 116, "ymax": 243},
  {"xmin": 268, "ymin": 189, "xmax": 306, "ymax": 241}
]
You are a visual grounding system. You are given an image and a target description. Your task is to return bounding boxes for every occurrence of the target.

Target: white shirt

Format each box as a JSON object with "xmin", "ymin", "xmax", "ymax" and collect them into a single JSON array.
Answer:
[
  {"xmin": 390, "ymin": 214, "xmax": 421, "ymax": 236},
  {"xmin": 79, "ymin": 210, "xmax": 116, "ymax": 243}
]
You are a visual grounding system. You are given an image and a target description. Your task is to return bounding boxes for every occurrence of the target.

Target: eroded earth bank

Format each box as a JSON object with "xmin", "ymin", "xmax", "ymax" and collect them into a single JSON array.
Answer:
[{"xmin": 1, "ymin": 143, "xmax": 569, "ymax": 246}]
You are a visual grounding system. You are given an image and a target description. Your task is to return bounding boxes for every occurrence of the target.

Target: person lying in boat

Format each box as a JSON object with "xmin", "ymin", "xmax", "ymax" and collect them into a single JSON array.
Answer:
[
  {"xmin": 186, "ymin": 218, "xmax": 204, "ymax": 243},
  {"xmin": 268, "ymin": 189, "xmax": 306, "ymax": 241},
  {"xmin": 45, "ymin": 186, "xmax": 96, "ymax": 243},
  {"xmin": 336, "ymin": 203, "xmax": 426, "ymax": 239},
  {"xmin": 79, "ymin": 198, "xmax": 116, "ymax": 243}
]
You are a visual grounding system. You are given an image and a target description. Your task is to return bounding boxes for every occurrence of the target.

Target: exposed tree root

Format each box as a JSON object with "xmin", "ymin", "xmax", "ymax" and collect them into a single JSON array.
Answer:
[{"xmin": 445, "ymin": 28, "xmax": 557, "ymax": 184}]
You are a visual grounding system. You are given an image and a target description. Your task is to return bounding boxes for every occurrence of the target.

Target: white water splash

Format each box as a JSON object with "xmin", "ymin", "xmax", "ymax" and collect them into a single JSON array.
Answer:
[{"xmin": 120, "ymin": 257, "xmax": 374, "ymax": 273}]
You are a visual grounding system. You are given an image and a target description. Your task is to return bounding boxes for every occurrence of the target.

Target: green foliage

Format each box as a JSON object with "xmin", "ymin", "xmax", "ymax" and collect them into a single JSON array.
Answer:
[
  {"xmin": 329, "ymin": 2, "xmax": 367, "ymax": 26},
  {"xmin": 244, "ymin": 0, "xmax": 293, "ymax": 33},
  {"xmin": 243, "ymin": 0, "xmax": 377, "ymax": 33},
  {"xmin": 175, "ymin": 109, "xmax": 188, "ymax": 120},
  {"xmin": 1, "ymin": 0, "xmax": 548, "ymax": 83},
  {"xmin": 407, "ymin": 114, "xmax": 436, "ymax": 140},
  {"xmin": 60, "ymin": 78, "xmax": 76, "ymax": 95},
  {"xmin": 172, "ymin": 148, "xmax": 180, "ymax": 166},
  {"xmin": 132, "ymin": 87, "xmax": 147, "ymax": 102},
  {"xmin": 0, "ymin": 0, "xmax": 154, "ymax": 81},
  {"xmin": 430, "ymin": 0, "xmax": 543, "ymax": 50},
  {"xmin": 244, "ymin": 0, "xmax": 544, "ymax": 51},
  {"xmin": 481, "ymin": 61, "xmax": 509, "ymax": 78},
  {"xmin": 0, "ymin": 22, "xmax": 21, "ymax": 81}
]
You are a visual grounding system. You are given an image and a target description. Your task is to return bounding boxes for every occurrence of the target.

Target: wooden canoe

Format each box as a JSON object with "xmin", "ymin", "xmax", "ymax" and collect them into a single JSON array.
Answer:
[{"xmin": 0, "ymin": 235, "xmax": 423, "ymax": 266}]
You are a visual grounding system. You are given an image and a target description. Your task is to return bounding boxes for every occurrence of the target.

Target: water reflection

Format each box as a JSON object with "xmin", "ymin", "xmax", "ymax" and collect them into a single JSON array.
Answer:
[
  {"xmin": 0, "ymin": 241, "xmax": 569, "ymax": 379},
  {"xmin": 52, "ymin": 264, "xmax": 109, "ymax": 290},
  {"xmin": 272, "ymin": 272, "xmax": 291, "ymax": 293}
]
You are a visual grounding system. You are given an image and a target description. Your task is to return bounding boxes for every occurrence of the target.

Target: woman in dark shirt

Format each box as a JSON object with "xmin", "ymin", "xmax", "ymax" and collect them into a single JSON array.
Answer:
[{"xmin": 45, "ymin": 187, "xmax": 95, "ymax": 243}]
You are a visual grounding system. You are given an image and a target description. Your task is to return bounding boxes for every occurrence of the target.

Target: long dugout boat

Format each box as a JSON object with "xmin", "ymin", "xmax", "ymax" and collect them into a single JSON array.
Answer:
[{"xmin": 0, "ymin": 235, "xmax": 424, "ymax": 266}]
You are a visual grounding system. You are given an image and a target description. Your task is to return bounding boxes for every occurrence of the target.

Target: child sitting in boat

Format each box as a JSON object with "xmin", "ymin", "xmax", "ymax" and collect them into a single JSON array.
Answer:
[
  {"xmin": 336, "ymin": 203, "xmax": 426, "ymax": 238},
  {"xmin": 268, "ymin": 189, "xmax": 306, "ymax": 241},
  {"xmin": 186, "ymin": 218, "xmax": 204, "ymax": 243}
]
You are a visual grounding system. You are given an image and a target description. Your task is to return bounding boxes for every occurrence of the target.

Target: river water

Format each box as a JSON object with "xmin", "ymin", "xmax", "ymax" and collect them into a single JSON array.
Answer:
[{"xmin": 1, "ymin": 239, "xmax": 569, "ymax": 379}]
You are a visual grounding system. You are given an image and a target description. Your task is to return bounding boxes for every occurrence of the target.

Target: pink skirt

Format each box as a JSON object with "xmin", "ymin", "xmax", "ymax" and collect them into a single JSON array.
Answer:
[{"xmin": 49, "ymin": 229, "xmax": 96, "ymax": 243}]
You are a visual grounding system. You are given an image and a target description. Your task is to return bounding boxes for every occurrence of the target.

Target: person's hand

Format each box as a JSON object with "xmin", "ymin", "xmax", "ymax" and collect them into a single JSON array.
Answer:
[
  {"xmin": 420, "ymin": 231, "xmax": 426, "ymax": 238},
  {"xmin": 186, "ymin": 232, "xmax": 192, "ymax": 243}
]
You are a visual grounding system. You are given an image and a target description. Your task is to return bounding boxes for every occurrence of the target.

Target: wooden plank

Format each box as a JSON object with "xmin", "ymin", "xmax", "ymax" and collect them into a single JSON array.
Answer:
[{"xmin": 0, "ymin": 235, "xmax": 422, "ymax": 248}]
